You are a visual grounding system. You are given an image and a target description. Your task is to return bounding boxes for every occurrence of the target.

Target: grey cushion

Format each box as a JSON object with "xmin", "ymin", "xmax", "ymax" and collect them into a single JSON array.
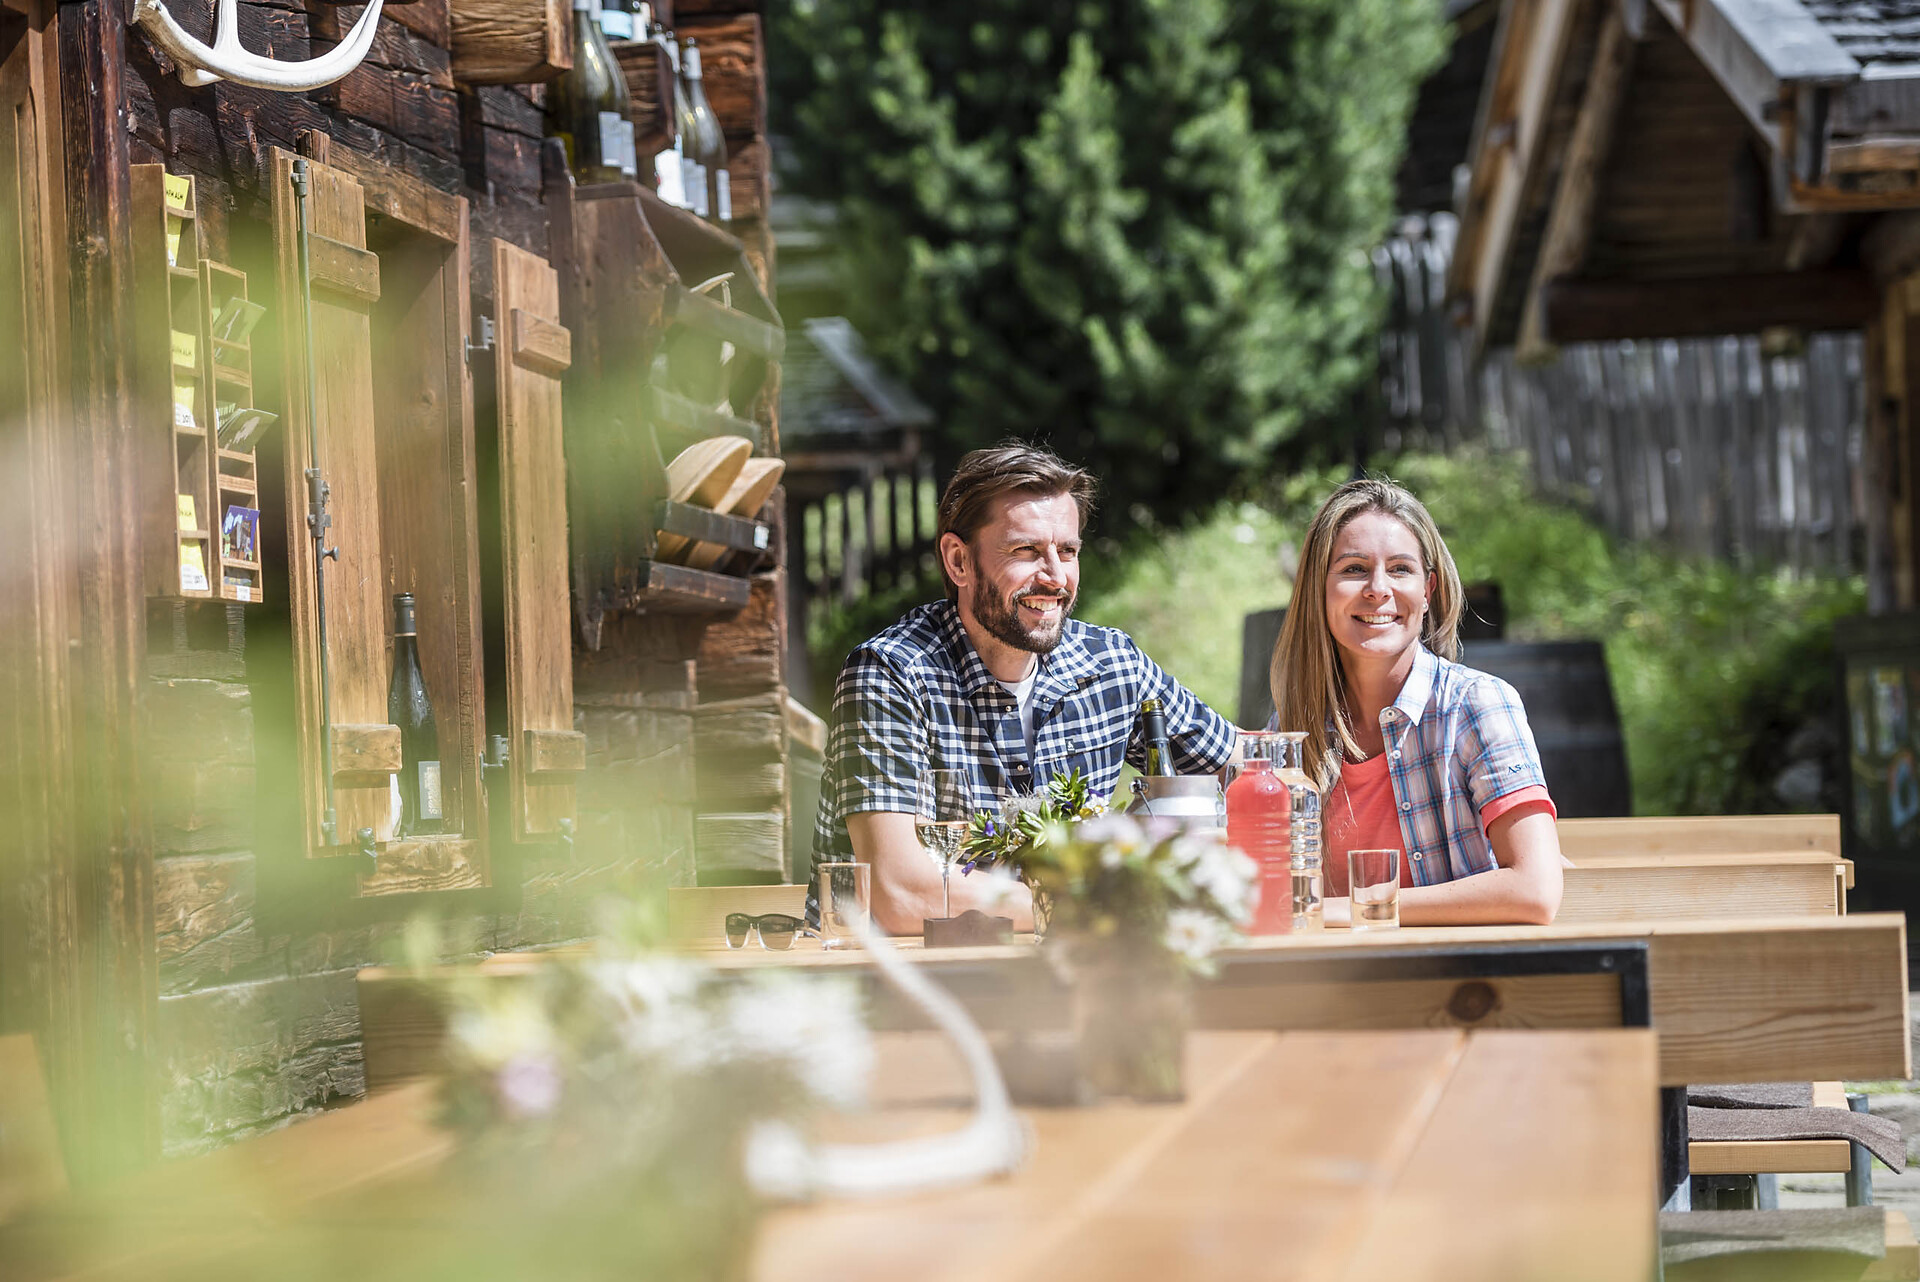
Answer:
[
  {"xmin": 1688, "ymin": 1105, "xmax": 1907, "ymax": 1172},
  {"xmin": 1688, "ymin": 1082, "xmax": 1815, "ymax": 1110}
]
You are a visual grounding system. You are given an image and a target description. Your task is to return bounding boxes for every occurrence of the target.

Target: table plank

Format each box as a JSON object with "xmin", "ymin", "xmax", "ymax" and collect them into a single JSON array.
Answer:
[
  {"xmin": 1004, "ymin": 1031, "xmax": 1469, "ymax": 1282},
  {"xmin": 1340, "ymin": 1030, "xmax": 1658, "ymax": 1282}
]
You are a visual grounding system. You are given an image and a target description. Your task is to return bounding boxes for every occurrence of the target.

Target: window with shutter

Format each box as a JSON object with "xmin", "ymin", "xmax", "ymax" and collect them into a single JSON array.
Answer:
[{"xmin": 269, "ymin": 146, "xmax": 490, "ymax": 893}]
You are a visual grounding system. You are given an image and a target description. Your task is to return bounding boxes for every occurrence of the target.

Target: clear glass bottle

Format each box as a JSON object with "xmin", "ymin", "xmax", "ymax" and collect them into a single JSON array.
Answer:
[
  {"xmin": 682, "ymin": 38, "xmax": 731, "ymax": 223},
  {"xmin": 1226, "ymin": 731, "xmax": 1322, "ymax": 934},
  {"xmin": 1275, "ymin": 731, "xmax": 1323, "ymax": 932}
]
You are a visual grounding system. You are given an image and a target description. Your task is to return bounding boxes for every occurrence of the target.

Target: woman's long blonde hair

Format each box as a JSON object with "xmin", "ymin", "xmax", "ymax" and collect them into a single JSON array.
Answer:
[{"xmin": 1269, "ymin": 478, "xmax": 1464, "ymax": 795}]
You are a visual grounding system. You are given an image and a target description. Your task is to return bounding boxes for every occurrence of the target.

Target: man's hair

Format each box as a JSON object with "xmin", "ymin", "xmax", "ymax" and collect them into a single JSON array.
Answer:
[{"xmin": 936, "ymin": 443, "xmax": 1097, "ymax": 599}]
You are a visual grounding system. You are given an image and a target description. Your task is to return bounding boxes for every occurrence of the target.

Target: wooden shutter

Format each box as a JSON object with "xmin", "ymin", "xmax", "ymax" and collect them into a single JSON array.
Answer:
[
  {"xmin": 269, "ymin": 147, "xmax": 397, "ymax": 854},
  {"xmin": 493, "ymin": 238, "xmax": 585, "ymax": 838}
]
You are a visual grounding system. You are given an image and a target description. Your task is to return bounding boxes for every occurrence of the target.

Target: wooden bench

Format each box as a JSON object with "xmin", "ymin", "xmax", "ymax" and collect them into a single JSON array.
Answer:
[
  {"xmin": 1689, "ymin": 1081, "xmax": 1857, "ymax": 1177},
  {"xmin": 1559, "ymin": 850, "xmax": 1850, "ymax": 922},
  {"xmin": 1557, "ymin": 813, "xmax": 1842, "ymax": 858}
]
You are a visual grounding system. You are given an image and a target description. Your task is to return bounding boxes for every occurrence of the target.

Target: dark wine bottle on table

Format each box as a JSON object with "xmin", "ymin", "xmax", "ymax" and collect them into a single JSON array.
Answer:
[
  {"xmin": 1139, "ymin": 697, "xmax": 1174, "ymax": 776},
  {"xmin": 389, "ymin": 593, "xmax": 444, "ymax": 837},
  {"xmin": 683, "ymin": 38, "xmax": 731, "ymax": 223},
  {"xmin": 544, "ymin": 0, "xmax": 636, "ymax": 183}
]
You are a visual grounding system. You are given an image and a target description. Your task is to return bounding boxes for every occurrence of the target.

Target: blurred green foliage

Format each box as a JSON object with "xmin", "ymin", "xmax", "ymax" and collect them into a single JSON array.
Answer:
[
  {"xmin": 770, "ymin": 0, "xmax": 1446, "ymax": 527},
  {"xmin": 810, "ymin": 452, "xmax": 1865, "ymax": 818}
]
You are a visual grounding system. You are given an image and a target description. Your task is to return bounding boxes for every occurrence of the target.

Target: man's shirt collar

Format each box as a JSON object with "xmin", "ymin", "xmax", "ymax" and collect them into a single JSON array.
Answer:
[{"xmin": 934, "ymin": 598, "xmax": 1099, "ymax": 701}]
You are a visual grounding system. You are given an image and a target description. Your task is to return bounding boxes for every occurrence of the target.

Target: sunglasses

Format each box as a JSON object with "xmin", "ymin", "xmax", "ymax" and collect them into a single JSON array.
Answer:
[{"xmin": 724, "ymin": 912, "xmax": 814, "ymax": 950}]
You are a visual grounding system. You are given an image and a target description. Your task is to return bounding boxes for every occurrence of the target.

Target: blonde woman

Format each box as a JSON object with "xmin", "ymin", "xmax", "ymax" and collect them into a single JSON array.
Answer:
[{"xmin": 1270, "ymin": 478, "xmax": 1563, "ymax": 925}]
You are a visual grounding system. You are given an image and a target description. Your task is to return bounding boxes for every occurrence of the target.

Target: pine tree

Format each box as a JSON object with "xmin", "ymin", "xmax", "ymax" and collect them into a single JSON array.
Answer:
[{"xmin": 774, "ymin": 0, "xmax": 1445, "ymax": 526}]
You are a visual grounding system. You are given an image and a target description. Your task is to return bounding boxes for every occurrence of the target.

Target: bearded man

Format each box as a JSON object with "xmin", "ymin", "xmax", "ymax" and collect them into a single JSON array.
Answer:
[{"xmin": 809, "ymin": 443, "xmax": 1238, "ymax": 934}]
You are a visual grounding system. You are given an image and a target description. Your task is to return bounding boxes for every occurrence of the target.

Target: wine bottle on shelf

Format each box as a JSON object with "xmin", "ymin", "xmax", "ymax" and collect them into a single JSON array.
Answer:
[
  {"xmin": 651, "ymin": 28, "xmax": 689, "ymax": 208},
  {"xmin": 389, "ymin": 593, "xmax": 445, "ymax": 838},
  {"xmin": 672, "ymin": 37, "xmax": 706, "ymax": 216},
  {"xmin": 544, "ymin": 0, "xmax": 636, "ymax": 184},
  {"xmin": 1139, "ymin": 697, "xmax": 1174, "ymax": 777},
  {"xmin": 682, "ymin": 38, "xmax": 731, "ymax": 223},
  {"xmin": 597, "ymin": 0, "xmax": 634, "ymax": 42}
]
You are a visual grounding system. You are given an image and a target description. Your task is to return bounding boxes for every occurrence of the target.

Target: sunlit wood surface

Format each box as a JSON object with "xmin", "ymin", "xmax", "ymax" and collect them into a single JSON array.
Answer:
[{"xmin": 1, "ymin": 1030, "xmax": 1655, "ymax": 1282}]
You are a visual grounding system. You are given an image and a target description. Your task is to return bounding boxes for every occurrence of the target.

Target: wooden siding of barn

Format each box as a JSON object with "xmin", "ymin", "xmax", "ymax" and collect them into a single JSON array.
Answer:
[{"xmin": 1379, "ymin": 215, "xmax": 1868, "ymax": 576}]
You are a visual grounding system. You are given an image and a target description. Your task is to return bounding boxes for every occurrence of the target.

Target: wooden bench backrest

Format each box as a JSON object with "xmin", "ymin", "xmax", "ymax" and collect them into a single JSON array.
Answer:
[
  {"xmin": 0, "ymin": 1033, "xmax": 65, "ymax": 1221},
  {"xmin": 1559, "ymin": 851, "xmax": 1846, "ymax": 923},
  {"xmin": 1557, "ymin": 814, "xmax": 1840, "ymax": 858}
]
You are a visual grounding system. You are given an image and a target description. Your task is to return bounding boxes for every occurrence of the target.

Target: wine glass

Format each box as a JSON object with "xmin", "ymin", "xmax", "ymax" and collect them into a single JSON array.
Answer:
[{"xmin": 917, "ymin": 768, "xmax": 971, "ymax": 920}]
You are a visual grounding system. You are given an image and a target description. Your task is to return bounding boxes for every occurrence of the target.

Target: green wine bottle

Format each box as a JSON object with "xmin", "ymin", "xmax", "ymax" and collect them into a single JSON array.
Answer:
[{"xmin": 545, "ymin": 0, "xmax": 635, "ymax": 183}]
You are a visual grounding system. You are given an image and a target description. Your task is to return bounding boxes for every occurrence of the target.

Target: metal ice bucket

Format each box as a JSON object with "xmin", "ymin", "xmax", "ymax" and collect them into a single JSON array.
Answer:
[{"xmin": 1125, "ymin": 774, "xmax": 1227, "ymax": 837}]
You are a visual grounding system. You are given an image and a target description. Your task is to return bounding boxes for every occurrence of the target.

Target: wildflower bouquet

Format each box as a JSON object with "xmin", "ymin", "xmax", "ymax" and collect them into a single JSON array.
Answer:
[
  {"xmin": 956, "ymin": 768, "xmax": 1108, "ymax": 873},
  {"xmin": 434, "ymin": 938, "xmax": 873, "ymax": 1281}
]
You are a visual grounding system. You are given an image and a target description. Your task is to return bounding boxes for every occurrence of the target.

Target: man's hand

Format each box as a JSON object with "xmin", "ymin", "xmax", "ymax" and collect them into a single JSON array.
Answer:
[{"xmin": 845, "ymin": 811, "xmax": 1034, "ymax": 935}]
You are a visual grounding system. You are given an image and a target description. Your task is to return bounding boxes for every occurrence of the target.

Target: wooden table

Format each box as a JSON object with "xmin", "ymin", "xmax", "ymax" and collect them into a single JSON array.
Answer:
[
  {"xmin": 360, "ymin": 913, "xmax": 1911, "ymax": 1091},
  {"xmin": 758, "ymin": 1029, "xmax": 1658, "ymax": 1282},
  {"xmin": 0, "ymin": 1030, "xmax": 1658, "ymax": 1282}
]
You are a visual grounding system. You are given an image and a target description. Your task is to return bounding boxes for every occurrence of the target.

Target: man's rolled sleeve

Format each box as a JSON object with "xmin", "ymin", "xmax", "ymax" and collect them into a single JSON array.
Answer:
[
  {"xmin": 1459, "ymin": 674, "xmax": 1550, "ymax": 813},
  {"xmin": 826, "ymin": 649, "xmax": 925, "ymax": 824}
]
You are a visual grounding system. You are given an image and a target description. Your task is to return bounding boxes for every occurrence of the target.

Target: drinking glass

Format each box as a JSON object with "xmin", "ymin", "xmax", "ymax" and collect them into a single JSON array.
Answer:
[
  {"xmin": 817, "ymin": 861, "xmax": 871, "ymax": 949},
  {"xmin": 1347, "ymin": 848, "xmax": 1401, "ymax": 931},
  {"xmin": 917, "ymin": 768, "xmax": 971, "ymax": 919}
]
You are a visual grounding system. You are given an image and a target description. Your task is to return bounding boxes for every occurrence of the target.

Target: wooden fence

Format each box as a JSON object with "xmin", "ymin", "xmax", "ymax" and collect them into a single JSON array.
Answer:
[{"xmin": 1375, "ymin": 214, "xmax": 1868, "ymax": 576}]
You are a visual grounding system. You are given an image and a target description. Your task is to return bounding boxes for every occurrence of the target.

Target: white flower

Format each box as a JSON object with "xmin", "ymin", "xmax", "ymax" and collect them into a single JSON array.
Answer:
[
  {"xmin": 1164, "ymin": 908, "xmax": 1229, "ymax": 966},
  {"xmin": 495, "ymin": 1052, "xmax": 563, "ymax": 1119},
  {"xmin": 717, "ymin": 974, "xmax": 873, "ymax": 1110},
  {"xmin": 449, "ymin": 991, "xmax": 555, "ymax": 1070},
  {"xmin": 588, "ymin": 958, "xmax": 715, "ymax": 1069}
]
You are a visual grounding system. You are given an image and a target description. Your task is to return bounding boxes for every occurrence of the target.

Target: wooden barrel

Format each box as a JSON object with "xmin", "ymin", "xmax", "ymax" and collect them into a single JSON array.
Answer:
[{"xmin": 1460, "ymin": 640, "xmax": 1632, "ymax": 818}]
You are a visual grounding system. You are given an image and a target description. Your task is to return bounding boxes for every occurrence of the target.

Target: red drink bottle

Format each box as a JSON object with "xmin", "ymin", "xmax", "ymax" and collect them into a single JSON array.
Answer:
[{"xmin": 1227, "ymin": 743, "xmax": 1292, "ymax": 936}]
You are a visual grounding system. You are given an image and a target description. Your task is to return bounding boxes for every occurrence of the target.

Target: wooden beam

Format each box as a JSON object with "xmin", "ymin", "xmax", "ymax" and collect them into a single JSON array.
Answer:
[
  {"xmin": 1449, "ymin": 0, "xmax": 1583, "ymax": 350},
  {"xmin": 1540, "ymin": 269, "xmax": 1878, "ymax": 341},
  {"xmin": 1517, "ymin": 6, "xmax": 1635, "ymax": 363}
]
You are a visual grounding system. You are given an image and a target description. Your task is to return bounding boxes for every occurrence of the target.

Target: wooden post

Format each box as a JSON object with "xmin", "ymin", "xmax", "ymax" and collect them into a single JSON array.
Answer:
[{"xmin": 55, "ymin": 0, "xmax": 159, "ymax": 1178}]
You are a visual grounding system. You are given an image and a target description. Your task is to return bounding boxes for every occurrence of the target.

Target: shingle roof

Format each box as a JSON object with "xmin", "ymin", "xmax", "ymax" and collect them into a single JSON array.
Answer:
[{"xmin": 1804, "ymin": 0, "xmax": 1920, "ymax": 68}]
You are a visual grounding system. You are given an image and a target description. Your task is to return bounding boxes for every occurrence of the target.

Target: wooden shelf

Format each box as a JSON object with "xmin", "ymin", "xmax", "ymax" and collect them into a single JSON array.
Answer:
[
  {"xmin": 653, "ymin": 499, "xmax": 769, "ymax": 556},
  {"xmin": 164, "ymin": 202, "xmax": 193, "ymax": 221},
  {"xmin": 174, "ymin": 423, "xmax": 207, "ymax": 438},
  {"xmin": 646, "ymin": 384, "xmax": 764, "ymax": 449},
  {"xmin": 177, "ymin": 526, "xmax": 209, "ymax": 539},
  {"xmin": 667, "ymin": 282, "xmax": 785, "ymax": 360},
  {"xmin": 168, "ymin": 266, "xmax": 198, "ymax": 282},
  {"xmin": 212, "ymin": 366, "xmax": 251, "ymax": 386},
  {"xmin": 621, "ymin": 559, "xmax": 752, "ymax": 613}
]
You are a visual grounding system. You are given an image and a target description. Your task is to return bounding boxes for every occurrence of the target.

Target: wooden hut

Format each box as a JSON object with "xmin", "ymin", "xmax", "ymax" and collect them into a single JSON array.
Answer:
[
  {"xmin": 0, "ymin": 0, "xmax": 790, "ymax": 1179},
  {"xmin": 1447, "ymin": 0, "xmax": 1920, "ymax": 607}
]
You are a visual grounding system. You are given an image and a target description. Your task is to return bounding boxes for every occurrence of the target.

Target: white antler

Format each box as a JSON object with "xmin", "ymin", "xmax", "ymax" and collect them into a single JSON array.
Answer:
[{"xmin": 133, "ymin": 0, "xmax": 385, "ymax": 92}]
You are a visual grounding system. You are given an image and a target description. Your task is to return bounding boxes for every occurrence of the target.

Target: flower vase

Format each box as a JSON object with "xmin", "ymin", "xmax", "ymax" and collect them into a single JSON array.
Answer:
[{"xmin": 1068, "ymin": 950, "xmax": 1190, "ymax": 1103}]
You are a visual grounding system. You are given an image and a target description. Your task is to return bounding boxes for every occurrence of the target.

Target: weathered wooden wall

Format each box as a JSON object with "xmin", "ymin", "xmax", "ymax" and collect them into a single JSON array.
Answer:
[
  {"xmin": 100, "ymin": 0, "xmax": 771, "ymax": 1154},
  {"xmin": 1376, "ymin": 216, "xmax": 1868, "ymax": 578}
]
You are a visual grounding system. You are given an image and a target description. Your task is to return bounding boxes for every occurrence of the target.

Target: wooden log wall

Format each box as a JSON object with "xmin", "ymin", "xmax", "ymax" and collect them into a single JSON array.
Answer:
[{"xmin": 85, "ymin": 0, "xmax": 778, "ymax": 1157}]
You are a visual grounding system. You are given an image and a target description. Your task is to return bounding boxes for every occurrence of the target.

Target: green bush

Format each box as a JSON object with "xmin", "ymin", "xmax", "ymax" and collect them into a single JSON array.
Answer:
[{"xmin": 1077, "ymin": 451, "xmax": 1863, "ymax": 816}]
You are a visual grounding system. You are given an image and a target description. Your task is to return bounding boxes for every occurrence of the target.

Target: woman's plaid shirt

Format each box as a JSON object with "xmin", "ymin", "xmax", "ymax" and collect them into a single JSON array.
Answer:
[
  {"xmin": 809, "ymin": 599, "xmax": 1236, "ymax": 907},
  {"xmin": 1345, "ymin": 644, "xmax": 1553, "ymax": 886}
]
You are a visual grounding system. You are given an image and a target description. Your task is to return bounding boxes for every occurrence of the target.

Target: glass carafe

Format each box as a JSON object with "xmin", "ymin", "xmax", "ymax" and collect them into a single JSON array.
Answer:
[{"xmin": 1226, "ymin": 731, "xmax": 1322, "ymax": 935}]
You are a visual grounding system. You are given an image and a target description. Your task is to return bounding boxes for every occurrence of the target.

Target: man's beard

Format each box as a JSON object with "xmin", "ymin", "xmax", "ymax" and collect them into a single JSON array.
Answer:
[{"xmin": 970, "ymin": 578, "xmax": 1075, "ymax": 655}]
